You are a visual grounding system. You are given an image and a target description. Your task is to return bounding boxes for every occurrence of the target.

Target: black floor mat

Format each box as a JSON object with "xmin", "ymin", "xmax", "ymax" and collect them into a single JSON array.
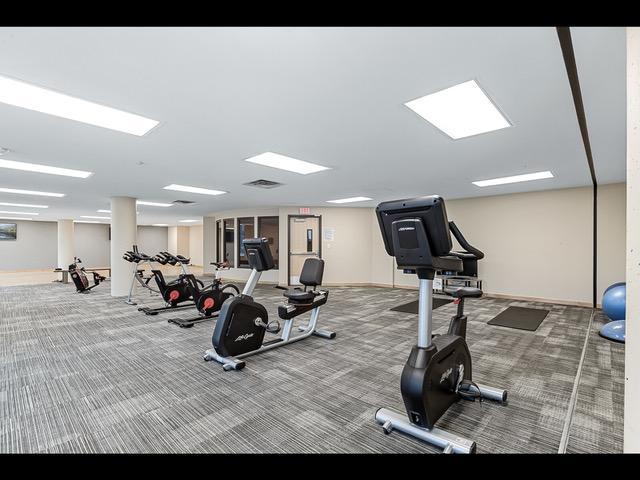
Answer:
[
  {"xmin": 390, "ymin": 297, "xmax": 452, "ymax": 314},
  {"xmin": 487, "ymin": 306, "xmax": 549, "ymax": 331}
]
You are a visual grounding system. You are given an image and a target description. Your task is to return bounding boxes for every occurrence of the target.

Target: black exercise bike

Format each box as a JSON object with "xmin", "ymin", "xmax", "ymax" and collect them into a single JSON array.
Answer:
[{"xmin": 167, "ymin": 260, "xmax": 240, "ymax": 328}]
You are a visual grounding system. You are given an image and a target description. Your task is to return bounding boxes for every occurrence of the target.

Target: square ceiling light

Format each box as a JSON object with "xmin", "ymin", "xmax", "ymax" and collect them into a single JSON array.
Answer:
[
  {"xmin": 405, "ymin": 80, "xmax": 511, "ymax": 139},
  {"xmin": 0, "ymin": 74, "xmax": 159, "ymax": 136},
  {"xmin": 244, "ymin": 152, "xmax": 330, "ymax": 175},
  {"xmin": 472, "ymin": 171, "xmax": 554, "ymax": 187}
]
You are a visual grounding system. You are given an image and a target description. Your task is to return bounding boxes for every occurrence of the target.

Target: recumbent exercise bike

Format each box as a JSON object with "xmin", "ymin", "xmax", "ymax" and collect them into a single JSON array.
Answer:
[
  {"xmin": 204, "ymin": 237, "xmax": 335, "ymax": 370},
  {"xmin": 375, "ymin": 195, "xmax": 507, "ymax": 454}
]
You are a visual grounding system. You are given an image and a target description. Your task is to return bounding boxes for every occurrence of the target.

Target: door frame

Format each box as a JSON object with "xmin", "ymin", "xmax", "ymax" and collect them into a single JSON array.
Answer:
[{"xmin": 287, "ymin": 214, "xmax": 322, "ymax": 286}]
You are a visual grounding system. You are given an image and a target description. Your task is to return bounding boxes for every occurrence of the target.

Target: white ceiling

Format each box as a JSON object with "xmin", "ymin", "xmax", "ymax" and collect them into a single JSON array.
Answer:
[{"xmin": 0, "ymin": 27, "xmax": 625, "ymax": 225}]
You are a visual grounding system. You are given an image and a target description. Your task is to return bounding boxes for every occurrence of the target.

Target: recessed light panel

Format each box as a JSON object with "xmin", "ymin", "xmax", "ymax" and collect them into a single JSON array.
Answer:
[
  {"xmin": 137, "ymin": 201, "xmax": 173, "ymax": 207},
  {"xmin": 163, "ymin": 185, "xmax": 226, "ymax": 196},
  {"xmin": 0, "ymin": 74, "xmax": 159, "ymax": 136},
  {"xmin": 327, "ymin": 196, "xmax": 372, "ymax": 204},
  {"xmin": 0, "ymin": 187, "xmax": 64, "ymax": 197},
  {"xmin": 178, "ymin": 219, "xmax": 199, "ymax": 223},
  {"xmin": 0, "ymin": 210, "xmax": 39, "ymax": 215},
  {"xmin": 0, "ymin": 159, "xmax": 92, "ymax": 178},
  {"xmin": 0, "ymin": 216, "xmax": 32, "ymax": 221},
  {"xmin": 405, "ymin": 80, "xmax": 511, "ymax": 139},
  {"xmin": 472, "ymin": 171, "xmax": 554, "ymax": 187},
  {"xmin": 0, "ymin": 202, "xmax": 48, "ymax": 208},
  {"xmin": 244, "ymin": 152, "xmax": 330, "ymax": 175},
  {"xmin": 80, "ymin": 215, "xmax": 111, "ymax": 220}
]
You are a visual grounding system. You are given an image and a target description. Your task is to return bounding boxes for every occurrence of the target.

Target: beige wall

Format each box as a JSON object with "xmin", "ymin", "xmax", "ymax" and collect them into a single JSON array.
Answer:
[
  {"xmin": 278, "ymin": 207, "xmax": 373, "ymax": 286},
  {"xmin": 444, "ymin": 187, "xmax": 593, "ymax": 304},
  {"xmin": 189, "ymin": 225, "xmax": 203, "ymax": 266},
  {"xmin": 597, "ymin": 183, "xmax": 626, "ymax": 302},
  {"xmin": 167, "ymin": 226, "xmax": 178, "ymax": 254},
  {"xmin": 205, "ymin": 184, "xmax": 626, "ymax": 305}
]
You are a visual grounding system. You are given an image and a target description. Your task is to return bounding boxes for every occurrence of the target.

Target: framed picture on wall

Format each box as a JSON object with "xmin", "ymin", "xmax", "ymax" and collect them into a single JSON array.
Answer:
[{"xmin": 0, "ymin": 223, "xmax": 17, "ymax": 240}]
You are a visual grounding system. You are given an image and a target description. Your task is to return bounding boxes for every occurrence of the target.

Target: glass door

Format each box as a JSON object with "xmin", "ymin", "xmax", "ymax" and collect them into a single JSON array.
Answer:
[{"xmin": 288, "ymin": 215, "xmax": 321, "ymax": 285}]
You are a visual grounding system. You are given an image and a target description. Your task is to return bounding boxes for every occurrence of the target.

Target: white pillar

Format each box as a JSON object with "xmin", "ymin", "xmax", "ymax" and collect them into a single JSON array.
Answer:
[
  {"xmin": 110, "ymin": 196, "xmax": 137, "ymax": 297},
  {"xmin": 57, "ymin": 219, "xmax": 75, "ymax": 268},
  {"xmin": 203, "ymin": 216, "xmax": 216, "ymax": 274},
  {"xmin": 625, "ymin": 26, "xmax": 640, "ymax": 453}
]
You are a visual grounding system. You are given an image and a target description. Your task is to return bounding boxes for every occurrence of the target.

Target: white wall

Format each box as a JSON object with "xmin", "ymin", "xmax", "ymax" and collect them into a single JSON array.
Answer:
[
  {"xmin": 0, "ymin": 220, "xmax": 57, "ymax": 270},
  {"xmin": 74, "ymin": 223, "xmax": 110, "ymax": 267},
  {"xmin": 167, "ymin": 226, "xmax": 177, "ymax": 254},
  {"xmin": 137, "ymin": 226, "xmax": 168, "ymax": 255}
]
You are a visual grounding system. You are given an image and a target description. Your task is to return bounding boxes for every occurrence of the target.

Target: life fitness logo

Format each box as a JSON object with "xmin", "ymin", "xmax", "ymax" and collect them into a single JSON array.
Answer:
[{"xmin": 235, "ymin": 332, "xmax": 254, "ymax": 342}]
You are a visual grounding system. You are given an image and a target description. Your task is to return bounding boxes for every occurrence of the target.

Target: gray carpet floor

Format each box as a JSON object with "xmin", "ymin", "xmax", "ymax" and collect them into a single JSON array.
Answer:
[{"xmin": 0, "ymin": 280, "xmax": 625, "ymax": 453}]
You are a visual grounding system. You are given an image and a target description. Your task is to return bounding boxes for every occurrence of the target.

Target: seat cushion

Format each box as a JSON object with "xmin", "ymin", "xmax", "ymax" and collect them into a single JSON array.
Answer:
[
  {"xmin": 284, "ymin": 290, "xmax": 315, "ymax": 303},
  {"xmin": 446, "ymin": 287, "xmax": 483, "ymax": 299}
]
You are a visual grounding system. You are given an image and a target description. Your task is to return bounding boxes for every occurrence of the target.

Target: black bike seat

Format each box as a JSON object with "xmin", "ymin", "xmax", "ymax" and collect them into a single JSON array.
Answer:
[{"xmin": 446, "ymin": 287, "xmax": 483, "ymax": 299}]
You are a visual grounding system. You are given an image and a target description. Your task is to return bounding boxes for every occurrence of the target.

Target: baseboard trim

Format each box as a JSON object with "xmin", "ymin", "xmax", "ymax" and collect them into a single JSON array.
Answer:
[{"xmin": 318, "ymin": 282, "xmax": 595, "ymax": 309}]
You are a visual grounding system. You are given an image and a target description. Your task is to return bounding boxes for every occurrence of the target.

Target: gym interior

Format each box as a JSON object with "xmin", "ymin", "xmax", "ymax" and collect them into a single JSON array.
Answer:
[{"xmin": 0, "ymin": 26, "xmax": 636, "ymax": 455}]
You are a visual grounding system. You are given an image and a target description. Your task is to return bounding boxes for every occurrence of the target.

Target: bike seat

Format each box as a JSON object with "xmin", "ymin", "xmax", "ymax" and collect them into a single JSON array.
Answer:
[
  {"xmin": 283, "ymin": 290, "xmax": 316, "ymax": 303},
  {"xmin": 446, "ymin": 287, "xmax": 483, "ymax": 299}
]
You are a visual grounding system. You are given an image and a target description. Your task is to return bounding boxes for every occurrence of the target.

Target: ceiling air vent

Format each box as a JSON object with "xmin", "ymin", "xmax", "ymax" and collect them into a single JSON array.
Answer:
[
  {"xmin": 172, "ymin": 200, "xmax": 196, "ymax": 205},
  {"xmin": 244, "ymin": 179, "xmax": 284, "ymax": 189}
]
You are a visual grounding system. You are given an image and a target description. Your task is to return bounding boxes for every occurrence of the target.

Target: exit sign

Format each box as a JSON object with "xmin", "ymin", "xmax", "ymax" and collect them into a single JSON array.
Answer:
[{"xmin": 299, "ymin": 207, "xmax": 311, "ymax": 214}]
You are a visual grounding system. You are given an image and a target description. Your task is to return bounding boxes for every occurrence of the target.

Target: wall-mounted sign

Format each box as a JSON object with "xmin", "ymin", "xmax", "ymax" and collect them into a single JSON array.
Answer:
[
  {"xmin": 299, "ymin": 207, "xmax": 310, "ymax": 214},
  {"xmin": 323, "ymin": 227, "xmax": 335, "ymax": 241}
]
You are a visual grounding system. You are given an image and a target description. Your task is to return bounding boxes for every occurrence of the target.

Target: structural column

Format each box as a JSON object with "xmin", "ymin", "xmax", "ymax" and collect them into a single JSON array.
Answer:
[
  {"xmin": 203, "ymin": 216, "xmax": 216, "ymax": 275},
  {"xmin": 110, "ymin": 196, "xmax": 137, "ymax": 297},
  {"xmin": 57, "ymin": 219, "xmax": 75, "ymax": 269},
  {"xmin": 625, "ymin": 27, "xmax": 640, "ymax": 453}
]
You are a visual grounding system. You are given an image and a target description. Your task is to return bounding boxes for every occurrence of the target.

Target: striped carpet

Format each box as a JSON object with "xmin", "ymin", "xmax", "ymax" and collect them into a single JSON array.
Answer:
[{"xmin": 0, "ymin": 280, "xmax": 624, "ymax": 453}]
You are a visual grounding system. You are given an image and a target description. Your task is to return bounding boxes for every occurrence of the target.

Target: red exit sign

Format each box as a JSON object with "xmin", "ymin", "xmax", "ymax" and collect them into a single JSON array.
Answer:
[{"xmin": 299, "ymin": 207, "xmax": 311, "ymax": 214}]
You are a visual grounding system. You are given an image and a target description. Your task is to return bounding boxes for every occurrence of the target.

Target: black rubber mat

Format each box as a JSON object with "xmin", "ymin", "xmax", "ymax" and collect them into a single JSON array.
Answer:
[
  {"xmin": 390, "ymin": 297, "xmax": 452, "ymax": 314},
  {"xmin": 487, "ymin": 306, "xmax": 549, "ymax": 331}
]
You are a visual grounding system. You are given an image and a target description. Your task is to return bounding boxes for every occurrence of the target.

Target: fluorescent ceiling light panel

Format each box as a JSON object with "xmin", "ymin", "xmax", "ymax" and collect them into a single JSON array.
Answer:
[
  {"xmin": 405, "ymin": 80, "xmax": 511, "ymax": 139},
  {"xmin": 244, "ymin": 152, "xmax": 330, "ymax": 175},
  {"xmin": 178, "ymin": 219, "xmax": 198, "ymax": 223},
  {"xmin": 326, "ymin": 196, "xmax": 372, "ymax": 204},
  {"xmin": 74, "ymin": 220, "xmax": 100, "ymax": 224},
  {"xmin": 97, "ymin": 209, "xmax": 111, "ymax": 213},
  {"xmin": 163, "ymin": 184, "xmax": 226, "ymax": 196},
  {"xmin": 0, "ymin": 210, "xmax": 39, "ymax": 215},
  {"xmin": 152, "ymin": 224, "xmax": 169, "ymax": 227},
  {"xmin": 472, "ymin": 171, "xmax": 554, "ymax": 187},
  {"xmin": 0, "ymin": 159, "xmax": 92, "ymax": 178},
  {"xmin": 80, "ymin": 215, "xmax": 111, "ymax": 220},
  {"xmin": 0, "ymin": 216, "xmax": 32, "ymax": 221},
  {"xmin": 137, "ymin": 201, "xmax": 173, "ymax": 207},
  {"xmin": 0, "ymin": 187, "xmax": 64, "ymax": 197},
  {"xmin": 0, "ymin": 75, "xmax": 159, "ymax": 136},
  {"xmin": 0, "ymin": 201, "xmax": 48, "ymax": 208}
]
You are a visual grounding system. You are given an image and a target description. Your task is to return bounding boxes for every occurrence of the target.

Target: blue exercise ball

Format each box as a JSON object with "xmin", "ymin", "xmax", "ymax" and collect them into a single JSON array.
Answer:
[
  {"xmin": 600, "ymin": 320, "xmax": 626, "ymax": 343},
  {"xmin": 602, "ymin": 283, "xmax": 626, "ymax": 321},
  {"xmin": 604, "ymin": 281, "xmax": 626, "ymax": 295}
]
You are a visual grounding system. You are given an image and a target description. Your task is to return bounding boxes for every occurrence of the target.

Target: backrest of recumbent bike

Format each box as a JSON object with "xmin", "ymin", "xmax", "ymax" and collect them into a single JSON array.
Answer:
[{"xmin": 376, "ymin": 195, "xmax": 453, "ymax": 270}]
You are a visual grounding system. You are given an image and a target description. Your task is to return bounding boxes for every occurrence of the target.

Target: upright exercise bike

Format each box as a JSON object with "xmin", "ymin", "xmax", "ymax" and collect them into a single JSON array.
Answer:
[
  {"xmin": 167, "ymin": 261, "xmax": 240, "ymax": 328},
  {"xmin": 204, "ymin": 237, "xmax": 335, "ymax": 370},
  {"xmin": 375, "ymin": 195, "xmax": 507, "ymax": 454}
]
